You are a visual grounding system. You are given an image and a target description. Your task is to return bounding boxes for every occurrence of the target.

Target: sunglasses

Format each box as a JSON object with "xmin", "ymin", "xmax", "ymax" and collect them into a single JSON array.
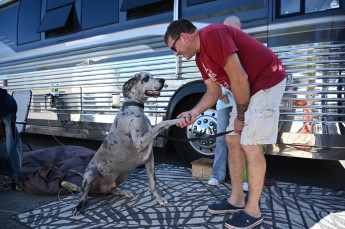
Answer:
[{"xmin": 170, "ymin": 35, "xmax": 181, "ymax": 52}]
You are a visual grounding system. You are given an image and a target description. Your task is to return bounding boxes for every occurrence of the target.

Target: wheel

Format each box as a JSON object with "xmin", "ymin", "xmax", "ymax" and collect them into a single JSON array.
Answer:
[{"xmin": 170, "ymin": 94, "xmax": 217, "ymax": 164}]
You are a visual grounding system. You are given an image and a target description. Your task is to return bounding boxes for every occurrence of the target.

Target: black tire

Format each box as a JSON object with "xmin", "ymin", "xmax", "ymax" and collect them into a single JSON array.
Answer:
[{"xmin": 170, "ymin": 94, "xmax": 217, "ymax": 164}]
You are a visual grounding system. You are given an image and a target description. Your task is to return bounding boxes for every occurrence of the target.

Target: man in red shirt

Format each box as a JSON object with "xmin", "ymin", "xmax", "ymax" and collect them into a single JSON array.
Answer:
[{"xmin": 164, "ymin": 19, "xmax": 286, "ymax": 229}]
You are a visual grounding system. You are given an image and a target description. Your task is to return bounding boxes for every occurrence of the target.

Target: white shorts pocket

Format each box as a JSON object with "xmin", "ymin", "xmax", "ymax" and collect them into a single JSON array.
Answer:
[{"xmin": 242, "ymin": 106, "xmax": 279, "ymax": 145}]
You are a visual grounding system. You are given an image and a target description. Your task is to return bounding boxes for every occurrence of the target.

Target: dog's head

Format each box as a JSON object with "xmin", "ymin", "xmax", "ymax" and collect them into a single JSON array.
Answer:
[{"xmin": 122, "ymin": 72, "xmax": 165, "ymax": 103}]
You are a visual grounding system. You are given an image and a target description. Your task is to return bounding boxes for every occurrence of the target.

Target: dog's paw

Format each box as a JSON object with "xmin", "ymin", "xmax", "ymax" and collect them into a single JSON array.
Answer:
[
  {"xmin": 72, "ymin": 208, "xmax": 80, "ymax": 216},
  {"xmin": 177, "ymin": 113, "xmax": 192, "ymax": 124},
  {"xmin": 157, "ymin": 198, "xmax": 168, "ymax": 206},
  {"xmin": 72, "ymin": 194, "xmax": 88, "ymax": 216},
  {"xmin": 72, "ymin": 204, "xmax": 83, "ymax": 216},
  {"xmin": 180, "ymin": 114, "xmax": 191, "ymax": 119},
  {"xmin": 122, "ymin": 191, "xmax": 134, "ymax": 198},
  {"xmin": 112, "ymin": 190, "xmax": 134, "ymax": 198}
]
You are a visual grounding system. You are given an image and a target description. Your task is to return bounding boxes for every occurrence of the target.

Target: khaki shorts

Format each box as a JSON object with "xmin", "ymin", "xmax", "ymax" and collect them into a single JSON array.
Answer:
[{"xmin": 226, "ymin": 79, "xmax": 286, "ymax": 145}]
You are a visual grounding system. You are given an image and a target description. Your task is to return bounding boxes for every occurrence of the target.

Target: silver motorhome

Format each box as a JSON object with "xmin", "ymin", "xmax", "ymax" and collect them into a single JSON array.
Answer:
[{"xmin": 0, "ymin": 0, "xmax": 344, "ymax": 162}]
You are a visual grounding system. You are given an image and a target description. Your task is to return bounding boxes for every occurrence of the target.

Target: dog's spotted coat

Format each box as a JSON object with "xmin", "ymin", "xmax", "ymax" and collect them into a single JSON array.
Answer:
[{"xmin": 73, "ymin": 72, "xmax": 184, "ymax": 215}]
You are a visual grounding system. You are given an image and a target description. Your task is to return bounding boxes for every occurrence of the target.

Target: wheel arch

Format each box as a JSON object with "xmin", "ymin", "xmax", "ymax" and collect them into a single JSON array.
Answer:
[
  {"xmin": 165, "ymin": 79, "xmax": 206, "ymax": 121},
  {"xmin": 163, "ymin": 79, "xmax": 219, "ymax": 163}
]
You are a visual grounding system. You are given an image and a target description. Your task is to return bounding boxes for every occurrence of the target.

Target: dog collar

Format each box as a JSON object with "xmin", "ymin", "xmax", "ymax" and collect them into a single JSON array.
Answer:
[{"xmin": 122, "ymin": 102, "xmax": 144, "ymax": 109}]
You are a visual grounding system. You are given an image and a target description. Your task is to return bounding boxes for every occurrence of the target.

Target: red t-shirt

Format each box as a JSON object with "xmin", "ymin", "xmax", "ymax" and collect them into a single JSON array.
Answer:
[{"xmin": 195, "ymin": 24, "xmax": 286, "ymax": 96}]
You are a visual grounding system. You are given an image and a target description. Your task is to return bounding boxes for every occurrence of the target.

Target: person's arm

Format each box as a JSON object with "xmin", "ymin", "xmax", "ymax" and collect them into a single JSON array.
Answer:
[
  {"xmin": 177, "ymin": 79, "xmax": 221, "ymax": 128},
  {"xmin": 224, "ymin": 52, "xmax": 250, "ymax": 133}
]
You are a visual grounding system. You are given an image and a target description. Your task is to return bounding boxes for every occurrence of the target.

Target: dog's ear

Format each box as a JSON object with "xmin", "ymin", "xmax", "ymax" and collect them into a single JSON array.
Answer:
[
  {"xmin": 123, "ymin": 77, "xmax": 136, "ymax": 98},
  {"xmin": 134, "ymin": 72, "xmax": 143, "ymax": 78}
]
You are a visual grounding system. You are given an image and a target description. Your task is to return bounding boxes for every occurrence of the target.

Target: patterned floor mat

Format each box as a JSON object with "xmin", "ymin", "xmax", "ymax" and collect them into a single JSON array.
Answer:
[{"xmin": 13, "ymin": 164, "xmax": 345, "ymax": 228}]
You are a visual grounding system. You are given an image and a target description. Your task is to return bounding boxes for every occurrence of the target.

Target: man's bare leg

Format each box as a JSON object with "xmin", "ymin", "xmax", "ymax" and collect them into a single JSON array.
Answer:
[
  {"xmin": 242, "ymin": 144, "xmax": 265, "ymax": 218},
  {"xmin": 226, "ymin": 135, "xmax": 246, "ymax": 208}
]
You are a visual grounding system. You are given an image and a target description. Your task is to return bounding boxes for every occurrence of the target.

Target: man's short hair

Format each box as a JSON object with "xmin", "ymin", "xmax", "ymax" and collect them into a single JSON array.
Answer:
[{"xmin": 164, "ymin": 19, "xmax": 197, "ymax": 44}]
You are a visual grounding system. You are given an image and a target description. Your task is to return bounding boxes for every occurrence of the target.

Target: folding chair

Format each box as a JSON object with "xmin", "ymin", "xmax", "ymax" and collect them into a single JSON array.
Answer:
[{"xmin": 12, "ymin": 90, "xmax": 32, "ymax": 151}]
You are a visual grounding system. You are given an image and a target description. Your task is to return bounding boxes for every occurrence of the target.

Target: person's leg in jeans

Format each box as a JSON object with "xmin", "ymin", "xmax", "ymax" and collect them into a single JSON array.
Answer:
[
  {"xmin": 2, "ymin": 112, "xmax": 22, "ymax": 182},
  {"xmin": 208, "ymin": 106, "xmax": 232, "ymax": 185}
]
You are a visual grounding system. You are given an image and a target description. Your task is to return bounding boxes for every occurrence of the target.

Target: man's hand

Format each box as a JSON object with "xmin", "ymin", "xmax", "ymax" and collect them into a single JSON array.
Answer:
[
  {"xmin": 176, "ymin": 111, "xmax": 197, "ymax": 128},
  {"xmin": 234, "ymin": 118, "xmax": 244, "ymax": 134}
]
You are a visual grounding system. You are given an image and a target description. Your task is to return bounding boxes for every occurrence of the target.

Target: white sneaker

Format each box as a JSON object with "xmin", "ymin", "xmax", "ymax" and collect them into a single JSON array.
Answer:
[
  {"xmin": 243, "ymin": 181, "xmax": 249, "ymax": 192},
  {"xmin": 208, "ymin": 178, "xmax": 220, "ymax": 186}
]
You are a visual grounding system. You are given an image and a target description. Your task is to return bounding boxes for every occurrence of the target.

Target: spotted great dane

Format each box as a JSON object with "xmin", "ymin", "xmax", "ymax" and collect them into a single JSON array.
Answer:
[{"xmin": 73, "ymin": 72, "xmax": 187, "ymax": 215}]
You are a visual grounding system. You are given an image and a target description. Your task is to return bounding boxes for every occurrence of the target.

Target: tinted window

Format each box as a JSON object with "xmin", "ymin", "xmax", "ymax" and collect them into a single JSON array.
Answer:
[
  {"xmin": 120, "ymin": 0, "xmax": 160, "ymax": 11},
  {"xmin": 124, "ymin": 0, "xmax": 173, "ymax": 20},
  {"xmin": 280, "ymin": 0, "xmax": 301, "ymax": 15},
  {"xmin": 17, "ymin": 0, "xmax": 41, "ymax": 45},
  {"xmin": 38, "ymin": 4, "xmax": 73, "ymax": 32},
  {"xmin": 186, "ymin": 0, "xmax": 215, "ymax": 7},
  {"xmin": 47, "ymin": 0, "xmax": 75, "ymax": 10},
  {"xmin": 277, "ymin": 0, "xmax": 341, "ymax": 18},
  {"xmin": 0, "ymin": 3, "xmax": 18, "ymax": 51},
  {"xmin": 81, "ymin": 0, "xmax": 119, "ymax": 30},
  {"xmin": 39, "ymin": 4, "xmax": 79, "ymax": 38},
  {"xmin": 306, "ymin": 0, "xmax": 340, "ymax": 13}
]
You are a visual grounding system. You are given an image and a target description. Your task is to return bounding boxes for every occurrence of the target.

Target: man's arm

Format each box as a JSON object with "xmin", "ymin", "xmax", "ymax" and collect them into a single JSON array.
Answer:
[
  {"xmin": 224, "ymin": 52, "xmax": 250, "ymax": 132},
  {"xmin": 191, "ymin": 79, "xmax": 221, "ymax": 115},
  {"xmin": 177, "ymin": 79, "xmax": 221, "ymax": 128}
]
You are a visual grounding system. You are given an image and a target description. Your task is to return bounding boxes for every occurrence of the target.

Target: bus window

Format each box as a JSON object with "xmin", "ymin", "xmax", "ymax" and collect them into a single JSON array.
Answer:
[
  {"xmin": 38, "ymin": 4, "xmax": 79, "ymax": 38},
  {"xmin": 277, "ymin": 0, "xmax": 341, "ymax": 18},
  {"xmin": 186, "ymin": 0, "xmax": 215, "ymax": 7},
  {"xmin": 121, "ymin": 0, "xmax": 173, "ymax": 20},
  {"xmin": 306, "ymin": 0, "xmax": 340, "ymax": 13},
  {"xmin": 280, "ymin": 0, "xmax": 301, "ymax": 15},
  {"xmin": 18, "ymin": 0, "xmax": 41, "ymax": 45},
  {"xmin": 81, "ymin": 0, "xmax": 119, "ymax": 30}
]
